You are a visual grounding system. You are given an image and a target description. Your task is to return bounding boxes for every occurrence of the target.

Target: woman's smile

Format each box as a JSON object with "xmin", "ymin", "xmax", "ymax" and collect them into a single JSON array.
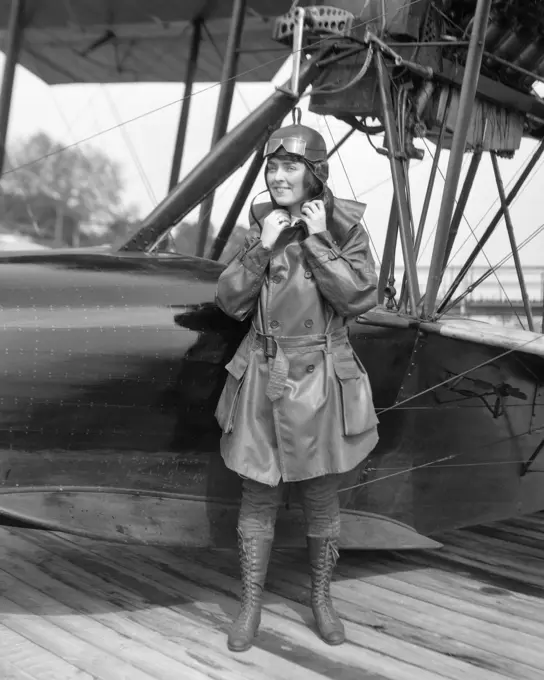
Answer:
[{"xmin": 266, "ymin": 157, "xmax": 310, "ymax": 207}]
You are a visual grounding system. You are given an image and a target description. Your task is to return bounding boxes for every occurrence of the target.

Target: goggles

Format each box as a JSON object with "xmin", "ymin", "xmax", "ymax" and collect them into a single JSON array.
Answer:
[{"xmin": 264, "ymin": 137, "xmax": 307, "ymax": 158}]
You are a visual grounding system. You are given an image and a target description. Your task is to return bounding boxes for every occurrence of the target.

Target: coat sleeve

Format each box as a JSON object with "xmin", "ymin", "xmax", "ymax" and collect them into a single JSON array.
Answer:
[
  {"xmin": 215, "ymin": 225, "xmax": 271, "ymax": 321},
  {"xmin": 300, "ymin": 224, "xmax": 378, "ymax": 318}
]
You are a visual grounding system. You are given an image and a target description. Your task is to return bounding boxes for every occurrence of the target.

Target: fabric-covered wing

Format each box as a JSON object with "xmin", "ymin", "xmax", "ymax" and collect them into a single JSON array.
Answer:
[{"xmin": 0, "ymin": 0, "xmax": 292, "ymax": 84}]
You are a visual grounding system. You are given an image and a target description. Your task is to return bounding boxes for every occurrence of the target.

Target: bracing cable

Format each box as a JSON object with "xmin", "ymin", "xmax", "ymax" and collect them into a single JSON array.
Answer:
[
  {"xmin": 323, "ymin": 116, "xmax": 382, "ymax": 266},
  {"xmin": 1, "ymin": 0, "xmax": 429, "ymax": 178}
]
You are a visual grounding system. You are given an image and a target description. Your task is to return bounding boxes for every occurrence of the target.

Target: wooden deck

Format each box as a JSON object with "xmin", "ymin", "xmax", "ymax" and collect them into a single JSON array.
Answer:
[{"xmin": 1, "ymin": 514, "xmax": 544, "ymax": 680}]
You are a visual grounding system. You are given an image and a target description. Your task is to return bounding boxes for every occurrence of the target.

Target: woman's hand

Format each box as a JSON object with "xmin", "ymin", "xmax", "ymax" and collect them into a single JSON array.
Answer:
[
  {"xmin": 261, "ymin": 209, "xmax": 291, "ymax": 249},
  {"xmin": 301, "ymin": 200, "xmax": 327, "ymax": 235}
]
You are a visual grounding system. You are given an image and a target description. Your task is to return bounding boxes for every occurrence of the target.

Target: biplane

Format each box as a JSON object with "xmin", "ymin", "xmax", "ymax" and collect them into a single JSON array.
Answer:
[{"xmin": 0, "ymin": 0, "xmax": 543, "ymax": 551}]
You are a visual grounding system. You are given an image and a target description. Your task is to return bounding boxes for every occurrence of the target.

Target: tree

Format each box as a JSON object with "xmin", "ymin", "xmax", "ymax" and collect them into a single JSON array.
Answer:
[{"xmin": 1, "ymin": 132, "xmax": 135, "ymax": 247}]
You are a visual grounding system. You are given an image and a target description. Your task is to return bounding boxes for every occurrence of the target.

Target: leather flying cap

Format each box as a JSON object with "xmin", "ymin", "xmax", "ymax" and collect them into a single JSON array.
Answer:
[{"xmin": 264, "ymin": 124, "xmax": 328, "ymax": 163}]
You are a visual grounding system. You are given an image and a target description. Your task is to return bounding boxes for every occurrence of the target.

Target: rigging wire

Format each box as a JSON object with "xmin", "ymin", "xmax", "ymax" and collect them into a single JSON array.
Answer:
[
  {"xmin": 415, "ymin": 145, "xmax": 470, "ymax": 263},
  {"xmin": 362, "ymin": 459, "xmax": 544, "ymax": 469},
  {"xmin": 374, "ymin": 403, "xmax": 544, "ymax": 411},
  {"xmin": 376, "ymin": 327, "xmax": 544, "ymax": 417},
  {"xmin": 447, "ymin": 147, "xmax": 544, "ymax": 266},
  {"xmin": 0, "ymin": 0, "xmax": 428, "ymax": 178},
  {"xmin": 4, "ymin": 49, "xmax": 118, "ymax": 241},
  {"xmin": 351, "ymin": 216, "xmax": 544, "ymax": 490},
  {"xmin": 202, "ymin": 21, "xmax": 253, "ymax": 117},
  {"xmin": 0, "ymin": 148, "xmax": 43, "ymax": 236},
  {"xmin": 338, "ymin": 328, "xmax": 544, "ymax": 492},
  {"xmin": 323, "ymin": 116, "xmax": 382, "ymax": 266},
  {"xmin": 353, "ymin": 153, "xmax": 428, "ymax": 199},
  {"xmin": 100, "ymin": 86, "xmax": 158, "ymax": 206},
  {"xmin": 7, "ymin": 0, "xmax": 543, "ymax": 490},
  {"xmin": 23, "ymin": 47, "xmax": 80, "ymax": 145},
  {"xmin": 418, "ymin": 138, "xmax": 524, "ymax": 327},
  {"xmin": 341, "ymin": 423, "xmax": 544, "ymax": 490},
  {"xmin": 426, "ymin": 1, "xmax": 544, "ymax": 257},
  {"xmin": 409, "ymin": 24, "xmax": 544, "ymax": 268},
  {"xmin": 338, "ymin": 422, "xmax": 544, "ymax": 492},
  {"xmin": 437, "ymin": 220, "xmax": 544, "ymax": 316}
]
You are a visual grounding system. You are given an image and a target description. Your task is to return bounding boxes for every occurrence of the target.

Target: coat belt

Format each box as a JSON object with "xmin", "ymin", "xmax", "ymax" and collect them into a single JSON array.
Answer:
[{"xmin": 249, "ymin": 325, "xmax": 349, "ymax": 402}]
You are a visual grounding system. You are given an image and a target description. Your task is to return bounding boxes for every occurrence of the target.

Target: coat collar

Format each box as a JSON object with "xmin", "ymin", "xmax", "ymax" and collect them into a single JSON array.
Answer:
[{"xmin": 250, "ymin": 190, "xmax": 367, "ymax": 247}]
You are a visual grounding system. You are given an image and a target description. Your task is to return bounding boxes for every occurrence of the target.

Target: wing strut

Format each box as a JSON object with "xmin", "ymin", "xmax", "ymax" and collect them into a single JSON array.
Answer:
[
  {"xmin": 209, "ymin": 141, "xmax": 266, "ymax": 262},
  {"xmin": 196, "ymin": 0, "xmax": 247, "ymax": 258},
  {"xmin": 491, "ymin": 152, "xmax": 535, "ymax": 332},
  {"xmin": 437, "ymin": 138, "xmax": 544, "ymax": 316},
  {"xmin": 0, "ymin": 0, "xmax": 25, "ymax": 175},
  {"xmin": 424, "ymin": 0, "xmax": 493, "ymax": 318},
  {"xmin": 375, "ymin": 51, "xmax": 420, "ymax": 314},
  {"xmin": 120, "ymin": 49, "xmax": 328, "ymax": 253},
  {"xmin": 168, "ymin": 19, "xmax": 203, "ymax": 192}
]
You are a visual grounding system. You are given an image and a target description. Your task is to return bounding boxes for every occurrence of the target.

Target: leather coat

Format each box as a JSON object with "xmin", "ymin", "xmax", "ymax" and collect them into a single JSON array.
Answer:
[{"xmin": 215, "ymin": 193, "xmax": 379, "ymax": 486}]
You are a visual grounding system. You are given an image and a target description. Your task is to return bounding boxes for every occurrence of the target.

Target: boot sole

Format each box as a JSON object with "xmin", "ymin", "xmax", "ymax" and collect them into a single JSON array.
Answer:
[
  {"xmin": 319, "ymin": 634, "xmax": 345, "ymax": 646},
  {"xmin": 228, "ymin": 643, "xmax": 253, "ymax": 652},
  {"xmin": 227, "ymin": 636, "xmax": 257, "ymax": 653}
]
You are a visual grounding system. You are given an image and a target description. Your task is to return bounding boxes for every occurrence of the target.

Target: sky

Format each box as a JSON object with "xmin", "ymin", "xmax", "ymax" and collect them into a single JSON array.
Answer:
[{"xmin": 2, "ymin": 51, "xmax": 544, "ymax": 283}]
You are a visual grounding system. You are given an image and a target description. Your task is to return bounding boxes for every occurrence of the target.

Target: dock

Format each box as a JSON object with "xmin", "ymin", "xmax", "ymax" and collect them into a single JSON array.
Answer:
[{"xmin": 1, "ymin": 512, "xmax": 544, "ymax": 680}]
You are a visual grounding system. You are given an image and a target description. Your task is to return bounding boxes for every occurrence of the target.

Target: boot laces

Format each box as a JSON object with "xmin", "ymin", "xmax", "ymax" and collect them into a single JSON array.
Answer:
[
  {"xmin": 312, "ymin": 539, "xmax": 340, "ymax": 624},
  {"xmin": 239, "ymin": 536, "xmax": 265, "ymax": 610}
]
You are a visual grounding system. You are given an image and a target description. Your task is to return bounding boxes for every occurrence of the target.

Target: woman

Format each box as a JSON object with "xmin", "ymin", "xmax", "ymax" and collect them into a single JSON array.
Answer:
[{"xmin": 215, "ymin": 122, "xmax": 379, "ymax": 652}]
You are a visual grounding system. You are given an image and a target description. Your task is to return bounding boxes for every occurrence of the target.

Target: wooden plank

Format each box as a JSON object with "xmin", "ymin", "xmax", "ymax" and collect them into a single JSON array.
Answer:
[
  {"xmin": 0, "ymin": 536, "xmax": 331, "ymax": 680},
  {"xmin": 3, "ymin": 529, "xmax": 374, "ymax": 680},
  {"xmin": 501, "ymin": 513, "xmax": 544, "ymax": 531},
  {"xmin": 465, "ymin": 524, "xmax": 544, "ymax": 553},
  {"xmin": 323, "ymin": 552, "xmax": 544, "ymax": 636},
  {"xmin": 394, "ymin": 547, "xmax": 544, "ymax": 600},
  {"xmin": 0, "ymin": 659, "xmax": 35, "ymax": 680},
  {"xmin": 433, "ymin": 543, "xmax": 544, "ymax": 588},
  {"xmin": 0, "ymin": 578, "xmax": 171, "ymax": 680},
  {"xmin": 357, "ymin": 552, "xmax": 544, "ymax": 627},
  {"xmin": 187, "ymin": 547, "xmax": 544, "ymax": 680},
  {"xmin": 441, "ymin": 530, "xmax": 544, "ymax": 569},
  {"xmin": 464, "ymin": 528, "xmax": 544, "ymax": 555},
  {"xmin": 173, "ymin": 550, "xmax": 541, "ymax": 680},
  {"xmin": 193, "ymin": 542, "xmax": 544, "ymax": 655},
  {"xmin": 0, "ymin": 620, "xmax": 97, "ymax": 680},
  {"xmin": 25, "ymin": 529, "xmax": 475, "ymax": 680},
  {"xmin": 4, "ymin": 511, "xmax": 544, "ymax": 680},
  {"xmin": 0, "ymin": 627, "xmax": 72, "ymax": 680},
  {"xmin": 0, "ymin": 555, "xmax": 242, "ymax": 680},
  {"xmin": 52, "ymin": 530, "xmax": 527, "ymax": 680}
]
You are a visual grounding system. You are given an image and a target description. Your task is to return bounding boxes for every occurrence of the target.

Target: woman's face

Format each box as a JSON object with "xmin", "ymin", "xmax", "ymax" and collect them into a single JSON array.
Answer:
[{"xmin": 266, "ymin": 156, "xmax": 312, "ymax": 208}]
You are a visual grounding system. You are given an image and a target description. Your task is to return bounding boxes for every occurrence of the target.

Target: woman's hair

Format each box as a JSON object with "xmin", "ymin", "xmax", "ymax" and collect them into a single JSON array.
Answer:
[{"xmin": 303, "ymin": 166, "xmax": 323, "ymax": 198}]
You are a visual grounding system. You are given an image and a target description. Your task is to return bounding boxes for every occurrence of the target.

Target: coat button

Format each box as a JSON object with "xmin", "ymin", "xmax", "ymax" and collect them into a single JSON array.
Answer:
[
  {"xmin": 304, "ymin": 270, "xmax": 312, "ymax": 279},
  {"xmin": 304, "ymin": 319, "xmax": 314, "ymax": 328},
  {"xmin": 272, "ymin": 275, "xmax": 282, "ymax": 284},
  {"xmin": 307, "ymin": 364, "xmax": 315, "ymax": 373},
  {"xmin": 270, "ymin": 320, "xmax": 280, "ymax": 329}
]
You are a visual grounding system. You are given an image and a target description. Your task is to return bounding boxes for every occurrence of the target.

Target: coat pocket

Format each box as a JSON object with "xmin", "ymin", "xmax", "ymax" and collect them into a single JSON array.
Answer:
[
  {"xmin": 215, "ymin": 350, "xmax": 249, "ymax": 433},
  {"xmin": 332, "ymin": 349, "xmax": 379, "ymax": 436}
]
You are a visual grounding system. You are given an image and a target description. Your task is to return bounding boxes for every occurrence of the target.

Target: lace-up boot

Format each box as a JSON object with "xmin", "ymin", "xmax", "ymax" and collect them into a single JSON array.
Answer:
[
  {"xmin": 307, "ymin": 536, "xmax": 345, "ymax": 645},
  {"xmin": 227, "ymin": 532, "xmax": 273, "ymax": 652}
]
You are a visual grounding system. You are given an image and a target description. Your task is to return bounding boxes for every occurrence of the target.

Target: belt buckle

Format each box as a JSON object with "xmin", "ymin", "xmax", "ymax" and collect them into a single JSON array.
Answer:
[{"xmin": 264, "ymin": 336, "xmax": 277, "ymax": 359}]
